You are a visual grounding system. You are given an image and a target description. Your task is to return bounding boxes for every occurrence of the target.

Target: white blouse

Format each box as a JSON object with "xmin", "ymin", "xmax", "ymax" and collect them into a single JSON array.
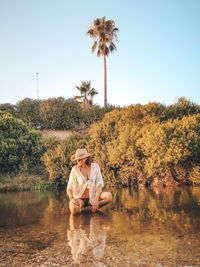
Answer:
[{"xmin": 67, "ymin": 162, "xmax": 104, "ymax": 205}]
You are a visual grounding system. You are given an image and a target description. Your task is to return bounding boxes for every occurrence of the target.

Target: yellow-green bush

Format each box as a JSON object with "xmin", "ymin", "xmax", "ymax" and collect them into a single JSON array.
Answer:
[
  {"xmin": 87, "ymin": 102, "xmax": 200, "ymax": 186},
  {"xmin": 42, "ymin": 144, "xmax": 68, "ymax": 181},
  {"xmin": 42, "ymin": 134, "xmax": 90, "ymax": 183}
]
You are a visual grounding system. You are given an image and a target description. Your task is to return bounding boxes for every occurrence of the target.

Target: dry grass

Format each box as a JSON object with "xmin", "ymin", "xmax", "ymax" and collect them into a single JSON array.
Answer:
[{"xmin": 0, "ymin": 174, "xmax": 42, "ymax": 192}]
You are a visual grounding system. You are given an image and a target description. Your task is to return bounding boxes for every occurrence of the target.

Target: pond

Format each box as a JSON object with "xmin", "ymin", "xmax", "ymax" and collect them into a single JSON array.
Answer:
[{"xmin": 0, "ymin": 186, "xmax": 200, "ymax": 266}]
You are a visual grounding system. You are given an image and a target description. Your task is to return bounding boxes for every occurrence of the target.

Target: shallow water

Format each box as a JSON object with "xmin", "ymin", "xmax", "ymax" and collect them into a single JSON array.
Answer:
[{"xmin": 0, "ymin": 187, "xmax": 200, "ymax": 266}]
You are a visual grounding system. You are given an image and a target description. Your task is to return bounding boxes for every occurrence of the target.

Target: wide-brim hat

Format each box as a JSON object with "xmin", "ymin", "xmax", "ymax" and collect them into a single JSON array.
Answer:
[{"xmin": 71, "ymin": 148, "xmax": 92, "ymax": 161}]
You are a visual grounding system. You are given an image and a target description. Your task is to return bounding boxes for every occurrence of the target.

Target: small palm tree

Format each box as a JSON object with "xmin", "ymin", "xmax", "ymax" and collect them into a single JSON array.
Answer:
[
  {"xmin": 87, "ymin": 17, "xmax": 119, "ymax": 107},
  {"xmin": 75, "ymin": 81, "xmax": 98, "ymax": 109}
]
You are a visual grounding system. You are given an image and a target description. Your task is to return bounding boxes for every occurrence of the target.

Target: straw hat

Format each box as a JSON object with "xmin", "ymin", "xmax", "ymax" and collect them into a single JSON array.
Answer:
[{"xmin": 71, "ymin": 148, "xmax": 91, "ymax": 161}]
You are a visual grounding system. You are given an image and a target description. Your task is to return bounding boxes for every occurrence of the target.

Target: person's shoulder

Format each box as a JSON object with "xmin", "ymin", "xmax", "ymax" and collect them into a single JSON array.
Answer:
[
  {"xmin": 71, "ymin": 165, "xmax": 79, "ymax": 172},
  {"xmin": 92, "ymin": 162, "xmax": 100, "ymax": 169}
]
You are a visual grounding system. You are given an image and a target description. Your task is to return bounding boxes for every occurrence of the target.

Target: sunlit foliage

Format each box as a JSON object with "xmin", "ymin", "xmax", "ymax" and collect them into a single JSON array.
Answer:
[
  {"xmin": 1, "ymin": 97, "xmax": 199, "ymax": 188},
  {"xmin": 87, "ymin": 99, "xmax": 200, "ymax": 186},
  {"xmin": 41, "ymin": 133, "xmax": 90, "ymax": 184},
  {"xmin": 42, "ymin": 144, "xmax": 67, "ymax": 179}
]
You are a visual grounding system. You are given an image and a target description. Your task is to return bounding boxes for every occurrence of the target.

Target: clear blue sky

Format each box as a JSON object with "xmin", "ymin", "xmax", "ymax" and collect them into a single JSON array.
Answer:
[{"xmin": 0, "ymin": 0, "xmax": 200, "ymax": 107}]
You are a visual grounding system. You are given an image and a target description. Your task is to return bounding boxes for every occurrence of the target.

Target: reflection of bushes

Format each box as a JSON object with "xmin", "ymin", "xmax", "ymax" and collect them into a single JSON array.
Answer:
[
  {"xmin": 110, "ymin": 187, "xmax": 200, "ymax": 235},
  {"xmin": 191, "ymin": 187, "xmax": 200, "ymax": 204},
  {"xmin": 42, "ymin": 193, "xmax": 69, "ymax": 228},
  {"xmin": 0, "ymin": 191, "xmax": 49, "ymax": 227}
]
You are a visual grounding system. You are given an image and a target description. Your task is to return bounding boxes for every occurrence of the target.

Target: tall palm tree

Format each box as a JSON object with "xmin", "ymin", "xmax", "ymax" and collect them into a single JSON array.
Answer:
[
  {"xmin": 75, "ymin": 81, "xmax": 98, "ymax": 109},
  {"xmin": 87, "ymin": 17, "xmax": 119, "ymax": 107}
]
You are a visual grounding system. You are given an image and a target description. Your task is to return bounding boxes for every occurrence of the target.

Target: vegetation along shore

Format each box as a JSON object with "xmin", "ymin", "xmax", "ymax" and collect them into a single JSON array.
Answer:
[{"xmin": 0, "ymin": 96, "xmax": 200, "ymax": 192}]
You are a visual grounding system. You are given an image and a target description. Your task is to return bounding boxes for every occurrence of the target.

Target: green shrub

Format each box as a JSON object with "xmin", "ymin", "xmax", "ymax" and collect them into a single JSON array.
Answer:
[
  {"xmin": 16, "ymin": 98, "xmax": 42, "ymax": 129},
  {"xmin": 0, "ymin": 103, "xmax": 16, "ymax": 117},
  {"xmin": 0, "ymin": 112, "xmax": 44, "ymax": 173},
  {"xmin": 40, "ymin": 97, "xmax": 82, "ymax": 130}
]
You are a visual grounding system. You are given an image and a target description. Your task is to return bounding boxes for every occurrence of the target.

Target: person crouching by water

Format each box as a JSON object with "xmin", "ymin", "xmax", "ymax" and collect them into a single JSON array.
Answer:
[{"xmin": 66, "ymin": 149, "xmax": 112, "ymax": 215}]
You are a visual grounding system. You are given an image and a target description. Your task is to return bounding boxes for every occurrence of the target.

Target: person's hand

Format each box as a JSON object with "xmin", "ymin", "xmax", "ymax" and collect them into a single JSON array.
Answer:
[
  {"xmin": 71, "ymin": 198, "xmax": 80, "ymax": 207},
  {"xmin": 92, "ymin": 199, "xmax": 99, "ymax": 213}
]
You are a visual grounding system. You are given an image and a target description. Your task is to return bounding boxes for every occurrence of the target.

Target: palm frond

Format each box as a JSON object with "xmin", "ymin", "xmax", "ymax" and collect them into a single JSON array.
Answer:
[
  {"xmin": 87, "ymin": 16, "xmax": 118, "ymax": 58},
  {"xmin": 75, "ymin": 80, "xmax": 98, "ymax": 107},
  {"xmin": 92, "ymin": 41, "xmax": 97, "ymax": 52},
  {"xmin": 113, "ymin": 27, "xmax": 119, "ymax": 33},
  {"xmin": 87, "ymin": 28, "xmax": 94, "ymax": 37},
  {"xmin": 97, "ymin": 48, "xmax": 101, "ymax": 57},
  {"xmin": 89, "ymin": 88, "xmax": 98, "ymax": 97},
  {"xmin": 105, "ymin": 46, "xmax": 109, "ymax": 56},
  {"xmin": 109, "ymin": 43, "xmax": 117, "ymax": 52},
  {"xmin": 75, "ymin": 86, "xmax": 82, "ymax": 92},
  {"xmin": 74, "ymin": 96, "xmax": 84, "ymax": 100}
]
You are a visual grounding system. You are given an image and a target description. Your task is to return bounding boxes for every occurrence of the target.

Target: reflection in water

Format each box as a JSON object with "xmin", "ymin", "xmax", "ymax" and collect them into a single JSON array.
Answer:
[
  {"xmin": 0, "ymin": 187, "xmax": 200, "ymax": 266},
  {"xmin": 111, "ymin": 186, "xmax": 200, "ymax": 236},
  {"xmin": 0, "ymin": 191, "xmax": 49, "ymax": 227},
  {"xmin": 67, "ymin": 213, "xmax": 111, "ymax": 265}
]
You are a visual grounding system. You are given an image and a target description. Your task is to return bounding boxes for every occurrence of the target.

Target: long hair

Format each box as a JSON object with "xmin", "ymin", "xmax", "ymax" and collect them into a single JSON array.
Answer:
[{"xmin": 85, "ymin": 156, "xmax": 92, "ymax": 166}]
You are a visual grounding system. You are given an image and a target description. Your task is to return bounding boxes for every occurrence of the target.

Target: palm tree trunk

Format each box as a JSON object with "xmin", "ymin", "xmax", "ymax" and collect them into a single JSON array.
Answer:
[{"xmin": 104, "ymin": 55, "xmax": 107, "ymax": 108}]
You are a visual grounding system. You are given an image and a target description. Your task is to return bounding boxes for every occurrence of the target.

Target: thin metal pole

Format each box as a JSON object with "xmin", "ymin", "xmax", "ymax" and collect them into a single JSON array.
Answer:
[{"xmin": 36, "ymin": 72, "xmax": 39, "ymax": 99}]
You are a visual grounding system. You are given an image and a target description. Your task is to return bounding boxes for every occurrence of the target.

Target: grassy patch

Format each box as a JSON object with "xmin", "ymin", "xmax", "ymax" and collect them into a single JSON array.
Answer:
[{"xmin": 0, "ymin": 173, "xmax": 62, "ymax": 192}]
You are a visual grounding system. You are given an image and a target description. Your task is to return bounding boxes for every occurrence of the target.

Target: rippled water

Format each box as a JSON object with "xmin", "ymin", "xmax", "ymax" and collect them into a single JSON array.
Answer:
[{"xmin": 0, "ymin": 186, "xmax": 200, "ymax": 266}]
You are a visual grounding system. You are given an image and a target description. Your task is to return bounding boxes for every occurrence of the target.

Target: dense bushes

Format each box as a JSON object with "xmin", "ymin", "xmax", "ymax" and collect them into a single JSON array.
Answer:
[
  {"xmin": 87, "ymin": 101, "xmax": 200, "ymax": 186},
  {"xmin": 39, "ymin": 97, "xmax": 82, "ymax": 129},
  {"xmin": 41, "ymin": 134, "xmax": 90, "ymax": 185},
  {"xmin": 138, "ymin": 115, "xmax": 200, "ymax": 180},
  {"xmin": 0, "ymin": 97, "xmax": 199, "ymax": 189},
  {"xmin": 0, "ymin": 97, "xmax": 118, "ymax": 130},
  {"xmin": 0, "ymin": 111, "xmax": 44, "ymax": 173},
  {"xmin": 41, "ymin": 144, "xmax": 68, "ymax": 186},
  {"xmin": 165, "ymin": 97, "xmax": 200, "ymax": 120},
  {"xmin": 16, "ymin": 98, "xmax": 42, "ymax": 129}
]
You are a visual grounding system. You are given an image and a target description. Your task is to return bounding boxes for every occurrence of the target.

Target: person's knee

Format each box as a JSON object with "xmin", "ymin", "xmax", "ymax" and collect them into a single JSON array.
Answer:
[
  {"xmin": 107, "ymin": 192, "xmax": 112, "ymax": 202},
  {"xmin": 69, "ymin": 202, "xmax": 81, "ymax": 215},
  {"xmin": 102, "ymin": 192, "xmax": 112, "ymax": 203}
]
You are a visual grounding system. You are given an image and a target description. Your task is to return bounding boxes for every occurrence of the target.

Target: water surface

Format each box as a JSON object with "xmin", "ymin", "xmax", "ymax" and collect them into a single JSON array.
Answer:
[{"xmin": 0, "ymin": 187, "xmax": 200, "ymax": 266}]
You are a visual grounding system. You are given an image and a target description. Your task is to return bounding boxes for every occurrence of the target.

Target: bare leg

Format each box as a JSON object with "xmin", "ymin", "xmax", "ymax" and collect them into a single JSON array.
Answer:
[
  {"xmin": 98, "ymin": 191, "xmax": 112, "ymax": 208},
  {"xmin": 69, "ymin": 198, "xmax": 85, "ymax": 215},
  {"xmin": 69, "ymin": 192, "xmax": 112, "ymax": 214}
]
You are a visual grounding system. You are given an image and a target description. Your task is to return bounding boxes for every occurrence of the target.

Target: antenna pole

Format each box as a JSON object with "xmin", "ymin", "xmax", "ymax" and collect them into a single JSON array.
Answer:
[{"xmin": 36, "ymin": 72, "xmax": 39, "ymax": 98}]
